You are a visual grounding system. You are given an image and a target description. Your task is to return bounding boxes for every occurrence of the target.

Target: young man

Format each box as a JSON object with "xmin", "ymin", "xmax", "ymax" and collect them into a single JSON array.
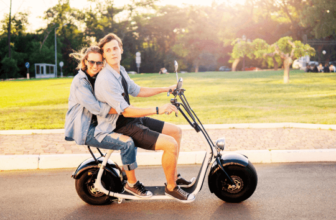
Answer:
[{"xmin": 94, "ymin": 33, "xmax": 195, "ymax": 203}]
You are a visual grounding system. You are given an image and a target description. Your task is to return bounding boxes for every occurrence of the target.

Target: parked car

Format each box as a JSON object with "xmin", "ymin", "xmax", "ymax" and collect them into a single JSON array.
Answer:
[
  {"xmin": 219, "ymin": 66, "xmax": 231, "ymax": 71},
  {"xmin": 329, "ymin": 61, "xmax": 336, "ymax": 66},
  {"xmin": 308, "ymin": 61, "xmax": 319, "ymax": 66}
]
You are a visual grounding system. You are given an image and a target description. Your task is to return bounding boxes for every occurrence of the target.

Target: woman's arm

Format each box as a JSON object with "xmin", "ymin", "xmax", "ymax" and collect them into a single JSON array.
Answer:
[
  {"xmin": 75, "ymin": 80, "xmax": 111, "ymax": 118},
  {"xmin": 108, "ymin": 108, "xmax": 118, "ymax": 114}
]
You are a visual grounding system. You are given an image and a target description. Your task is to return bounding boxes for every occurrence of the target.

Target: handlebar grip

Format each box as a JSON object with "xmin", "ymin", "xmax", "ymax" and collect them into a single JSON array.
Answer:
[{"xmin": 167, "ymin": 89, "xmax": 172, "ymax": 97}]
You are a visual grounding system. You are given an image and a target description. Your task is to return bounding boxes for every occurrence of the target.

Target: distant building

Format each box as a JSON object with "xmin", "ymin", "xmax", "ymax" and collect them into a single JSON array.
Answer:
[{"xmin": 35, "ymin": 63, "xmax": 56, "ymax": 78}]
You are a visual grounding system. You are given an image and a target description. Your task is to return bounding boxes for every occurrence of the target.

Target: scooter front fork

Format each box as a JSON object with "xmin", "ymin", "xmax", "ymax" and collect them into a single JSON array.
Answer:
[{"xmin": 216, "ymin": 156, "xmax": 236, "ymax": 187}]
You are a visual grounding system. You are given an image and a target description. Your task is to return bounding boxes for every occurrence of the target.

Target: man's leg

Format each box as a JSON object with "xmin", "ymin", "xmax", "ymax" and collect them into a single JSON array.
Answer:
[
  {"xmin": 154, "ymin": 132, "xmax": 195, "ymax": 202},
  {"xmin": 161, "ymin": 122, "xmax": 196, "ymax": 188},
  {"xmin": 140, "ymin": 118, "xmax": 193, "ymax": 184},
  {"xmin": 154, "ymin": 134, "xmax": 178, "ymax": 191},
  {"xmin": 114, "ymin": 119, "xmax": 194, "ymax": 201},
  {"xmin": 161, "ymin": 122, "xmax": 182, "ymax": 180}
]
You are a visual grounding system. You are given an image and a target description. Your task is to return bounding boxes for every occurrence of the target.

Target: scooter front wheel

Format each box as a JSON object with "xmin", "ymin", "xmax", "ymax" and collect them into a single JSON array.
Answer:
[
  {"xmin": 211, "ymin": 163, "xmax": 258, "ymax": 203},
  {"xmin": 75, "ymin": 168, "xmax": 116, "ymax": 205}
]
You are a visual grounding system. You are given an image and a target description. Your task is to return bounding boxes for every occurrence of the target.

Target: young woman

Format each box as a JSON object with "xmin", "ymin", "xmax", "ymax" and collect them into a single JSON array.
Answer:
[{"xmin": 64, "ymin": 46, "xmax": 152, "ymax": 198}]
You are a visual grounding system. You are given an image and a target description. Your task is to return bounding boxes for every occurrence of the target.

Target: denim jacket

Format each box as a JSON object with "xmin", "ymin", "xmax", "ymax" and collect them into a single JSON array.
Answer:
[
  {"xmin": 94, "ymin": 64, "xmax": 140, "ymax": 142},
  {"xmin": 64, "ymin": 70, "xmax": 111, "ymax": 145}
]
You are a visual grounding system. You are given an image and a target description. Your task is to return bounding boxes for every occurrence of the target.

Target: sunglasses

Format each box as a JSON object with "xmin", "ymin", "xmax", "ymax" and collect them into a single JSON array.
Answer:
[{"xmin": 87, "ymin": 60, "xmax": 103, "ymax": 66}]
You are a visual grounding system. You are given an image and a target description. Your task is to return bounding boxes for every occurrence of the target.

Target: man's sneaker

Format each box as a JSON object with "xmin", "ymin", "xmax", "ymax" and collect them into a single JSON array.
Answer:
[
  {"xmin": 176, "ymin": 174, "xmax": 196, "ymax": 188},
  {"xmin": 165, "ymin": 184, "xmax": 195, "ymax": 203},
  {"xmin": 124, "ymin": 181, "xmax": 153, "ymax": 198}
]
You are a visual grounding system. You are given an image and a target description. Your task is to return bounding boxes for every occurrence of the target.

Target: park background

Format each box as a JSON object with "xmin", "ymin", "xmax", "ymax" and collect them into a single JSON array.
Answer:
[
  {"xmin": 1, "ymin": 0, "xmax": 335, "ymax": 77},
  {"xmin": 1, "ymin": 0, "xmax": 336, "ymax": 130}
]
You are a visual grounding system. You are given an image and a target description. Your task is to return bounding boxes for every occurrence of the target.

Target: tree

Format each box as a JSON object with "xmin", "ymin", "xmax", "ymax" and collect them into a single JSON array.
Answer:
[
  {"xmin": 301, "ymin": 0, "xmax": 336, "ymax": 39},
  {"xmin": 254, "ymin": 36, "xmax": 315, "ymax": 83},
  {"xmin": 42, "ymin": 0, "xmax": 87, "ymax": 76},
  {"xmin": 173, "ymin": 5, "xmax": 221, "ymax": 72},
  {"xmin": 0, "ymin": 56, "xmax": 19, "ymax": 79},
  {"xmin": 82, "ymin": 0, "xmax": 158, "ymax": 71},
  {"xmin": 252, "ymin": 38, "xmax": 282, "ymax": 70},
  {"xmin": 229, "ymin": 39, "xmax": 254, "ymax": 71}
]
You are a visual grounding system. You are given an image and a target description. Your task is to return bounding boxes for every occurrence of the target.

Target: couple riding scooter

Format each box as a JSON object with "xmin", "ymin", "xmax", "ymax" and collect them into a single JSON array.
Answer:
[{"xmin": 65, "ymin": 33, "xmax": 196, "ymax": 203}]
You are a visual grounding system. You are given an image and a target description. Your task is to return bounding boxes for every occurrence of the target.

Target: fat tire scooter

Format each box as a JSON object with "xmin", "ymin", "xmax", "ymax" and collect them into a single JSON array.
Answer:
[{"xmin": 71, "ymin": 61, "xmax": 258, "ymax": 205}]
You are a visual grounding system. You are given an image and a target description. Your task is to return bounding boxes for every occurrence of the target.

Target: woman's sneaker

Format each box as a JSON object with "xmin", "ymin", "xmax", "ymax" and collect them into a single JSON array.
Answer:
[
  {"xmin": 176, "ymin": 174, "xmax": 196, "ymax": 188},
  {"xmin": 165, "ymin": 184, "xmax": 195, "ymax": 203},
  {"xmin": 124, "ymin": 181, "xmax": 153, "ymax": 198}
]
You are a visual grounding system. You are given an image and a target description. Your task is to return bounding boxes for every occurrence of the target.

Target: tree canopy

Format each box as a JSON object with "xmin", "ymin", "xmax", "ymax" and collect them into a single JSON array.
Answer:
[{"xmin": 0, "ymin": 0, "xmax": 334, "ymax": 79}]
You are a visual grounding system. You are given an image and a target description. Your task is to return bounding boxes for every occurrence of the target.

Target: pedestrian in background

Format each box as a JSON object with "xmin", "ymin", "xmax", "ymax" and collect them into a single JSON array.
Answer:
[{"xmin": 324, "ymin": 63, "xmax": 330, "ymax": 73}]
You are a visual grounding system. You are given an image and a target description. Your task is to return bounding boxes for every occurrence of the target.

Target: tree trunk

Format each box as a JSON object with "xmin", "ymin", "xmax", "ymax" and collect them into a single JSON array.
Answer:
[
  {"xmin": 283, "ymin": 57, "xmax": 292, "ymax": 84},
  {"xmin": 194, "ymin": 63, "xmax": 199, "ymax": 73},
  {"xmin": 273, "ymin": 57, "xmax": 278, "ymax": 70},
  {"xmin": 242, "ymin": 55, "xmax": 245, "ymax": 71},
  {"xmin": 7, "ymin": 0, "xmax": 12, "ymax": 58},
  {"xmin": 232, "ymin": 58, "xmax": 240, "ymax": 72}
]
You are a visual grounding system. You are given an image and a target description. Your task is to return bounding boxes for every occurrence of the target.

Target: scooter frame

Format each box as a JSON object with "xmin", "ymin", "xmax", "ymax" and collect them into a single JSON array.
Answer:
[
  {"xmin": 94, "ymin": 136, "xmax": 212, "ymax": 201},
  {"xmin": 91, "ymin": 78, "xmax": 245, "ymax": 202}
]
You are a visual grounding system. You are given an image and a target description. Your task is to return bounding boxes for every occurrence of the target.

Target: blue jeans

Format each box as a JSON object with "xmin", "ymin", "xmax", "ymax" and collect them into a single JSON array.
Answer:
[{"xmin": 85, "ymin": 123, "xmax": 138, "ymax": 171}]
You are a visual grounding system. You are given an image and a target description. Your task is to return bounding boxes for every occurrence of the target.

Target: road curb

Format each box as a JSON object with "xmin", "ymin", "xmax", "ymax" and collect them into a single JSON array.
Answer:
[
  {"xmin": 1, "ymin": 149, "xmax": 336, "ymax": 171},
  {"xmin": 1, "ymin": 123, "xmax": 336, "ymax": 135}
]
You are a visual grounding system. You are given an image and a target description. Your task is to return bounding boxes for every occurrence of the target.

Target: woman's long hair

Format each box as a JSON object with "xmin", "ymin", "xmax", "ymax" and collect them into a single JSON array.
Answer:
[{"xmin": 70, "ymin": 46, "xmax": 103, "ymax": 71}]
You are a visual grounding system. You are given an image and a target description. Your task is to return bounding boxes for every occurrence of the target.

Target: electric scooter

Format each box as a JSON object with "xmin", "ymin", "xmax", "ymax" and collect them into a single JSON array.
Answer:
[{"xmin": 71, "ymin": 61, "xmax": 258, "ymax": 205}]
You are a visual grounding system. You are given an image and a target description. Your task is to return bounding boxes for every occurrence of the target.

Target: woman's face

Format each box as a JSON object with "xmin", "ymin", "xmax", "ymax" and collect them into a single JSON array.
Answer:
[{"xmin": 85, "ymin": 53, "xmax": 103, "ymax": 77}]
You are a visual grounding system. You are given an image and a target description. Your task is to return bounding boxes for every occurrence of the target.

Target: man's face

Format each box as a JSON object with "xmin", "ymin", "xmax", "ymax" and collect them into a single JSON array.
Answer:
[{"xmin": 102, "ymin": 40, "xmax": 123, "ymax": 67}]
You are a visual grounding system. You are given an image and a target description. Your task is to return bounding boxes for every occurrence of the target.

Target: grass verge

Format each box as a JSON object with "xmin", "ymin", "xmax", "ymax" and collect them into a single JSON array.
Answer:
[{"xmin": 1, "ymin": 69, "xmax": 336, "ymax": 130}]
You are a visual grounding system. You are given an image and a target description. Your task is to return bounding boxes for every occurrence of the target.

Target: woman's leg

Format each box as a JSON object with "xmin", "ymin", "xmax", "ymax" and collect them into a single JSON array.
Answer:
[
  {"xmin": 85, "ymin": 124, "xmax": 152, "ymax": 197},
  {"xmin": 85, "ymin": 124, "xmax": 138, "ymax": 180},
  {"xmin": 108, "ymin": 133, "xmax": 137, "ymax": 184}
]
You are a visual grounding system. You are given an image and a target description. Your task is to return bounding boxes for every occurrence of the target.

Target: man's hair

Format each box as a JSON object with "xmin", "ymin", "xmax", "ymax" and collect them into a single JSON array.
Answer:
[
  {"xmin": 69, "ymin": 46, "xmax": 103, "ymax": 70},
  {"xmin": 98, "ymin": 33, "xmax": 123, "ymax": 50}
]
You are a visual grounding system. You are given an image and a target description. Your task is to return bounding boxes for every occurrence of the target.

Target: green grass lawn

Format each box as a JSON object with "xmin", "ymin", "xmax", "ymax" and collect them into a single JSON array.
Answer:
[{"xmin": 1, "ymin": 70, "xmax": 336, "ymax": 130}]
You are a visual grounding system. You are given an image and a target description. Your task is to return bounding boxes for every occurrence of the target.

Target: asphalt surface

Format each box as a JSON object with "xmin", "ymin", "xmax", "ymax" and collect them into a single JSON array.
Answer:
[{"xmin": 1, "ymin": 163, "xmax": 336, "ymax": 220}]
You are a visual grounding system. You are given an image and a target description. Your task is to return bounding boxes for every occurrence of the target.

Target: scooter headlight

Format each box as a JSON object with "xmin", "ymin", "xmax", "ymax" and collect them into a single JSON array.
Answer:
[{"xmin": 216, "ymin": 138, "xmax": 225, "ymax": 150}]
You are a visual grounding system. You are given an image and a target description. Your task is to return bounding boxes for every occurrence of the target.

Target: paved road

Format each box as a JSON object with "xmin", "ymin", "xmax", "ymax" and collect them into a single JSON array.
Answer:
[
  {"xmin": 1, "ymin": 163, "xmax": 336, "ymax": 220},
  {"xmin": 1, "ymin": 128, "xmax": 336, "ymax": 155}
]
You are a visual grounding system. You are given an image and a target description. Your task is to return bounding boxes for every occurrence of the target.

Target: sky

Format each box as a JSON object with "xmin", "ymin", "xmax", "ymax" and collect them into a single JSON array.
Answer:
[{"xmin": 0, "ymin": 0, "xmax": 246, "ymax": 32}]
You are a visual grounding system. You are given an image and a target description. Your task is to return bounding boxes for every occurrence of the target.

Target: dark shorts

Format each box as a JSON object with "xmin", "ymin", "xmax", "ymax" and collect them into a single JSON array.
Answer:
[{"xmin": 114, "ymin": 117, "xmax": 164, "ymax": 151}]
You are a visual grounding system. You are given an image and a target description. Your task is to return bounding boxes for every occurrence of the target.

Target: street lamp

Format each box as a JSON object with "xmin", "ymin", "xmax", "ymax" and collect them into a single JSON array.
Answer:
[
  {"xmin": 54, "ymin": 23, "xmax": 68, "ymax": 77},
  {"xmin": 322, "ymin": 50, "xmax": 326, "ymax": 64},
  {"xmin": 135, "ymin": 52, "xmax": 141, "ymax": 73}
]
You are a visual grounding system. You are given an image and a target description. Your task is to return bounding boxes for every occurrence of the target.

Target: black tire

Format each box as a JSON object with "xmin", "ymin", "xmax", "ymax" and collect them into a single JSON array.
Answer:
[
  {"xmin": 75, "ymin": 168, "xmax": 118, "ymax": 205},
  {"xmin": 212, "ymin": 163, "xmax": 258, "ymax": 203}
]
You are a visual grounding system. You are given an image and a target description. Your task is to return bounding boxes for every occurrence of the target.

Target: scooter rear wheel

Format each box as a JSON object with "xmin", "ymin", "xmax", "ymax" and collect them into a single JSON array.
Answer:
[
  {"xmin": 75, "ymin": 168, "xmax": 117, "ymax": 205},
  {"xmin": 212, "ymin": 163, "xmax": 258, "ymax": 203}
]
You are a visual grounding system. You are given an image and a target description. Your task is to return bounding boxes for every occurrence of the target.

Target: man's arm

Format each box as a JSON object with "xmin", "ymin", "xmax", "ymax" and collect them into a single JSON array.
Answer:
[
  {"xmin": 122, "ymin": 104, "xmax": 178, "ymax": 118},
  {"xmin": 136, "ymin": 85, "xmax": 176, "ymax": 97}
]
